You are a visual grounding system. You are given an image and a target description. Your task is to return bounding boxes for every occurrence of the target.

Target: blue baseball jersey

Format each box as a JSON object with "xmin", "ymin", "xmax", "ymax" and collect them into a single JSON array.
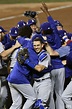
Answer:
[
  {"xmin": 56, "ymin": 46, "xmax": 70, "ymax": 58},
  {"xmin": 55, "ymin": 42, "xmax": 72, "ymax": 78},
  {"xmin": 67, "ymin": 32, "xmax": 72, "ymax": 40},
  {"xmin": 65, "ymin": 66, "xmax": 72, "ymax": 78},
  {"xmin": 7, "ymin": 62, "xmax": 31, "ymax": 84},
  {"xmin": 7, "ymin": 36, "xmax": 39, "ymax": 84},
  {"xmin": 2, "ymin": 34, "xmax": 10, "ymax": 45},
  {"xmin": 2, "ymin": 34, "xmax": 16, "ymax": 50},
  {"xmin": 7, "ymin": 48, "xmax": 38, "ymax": 84},
  {"xmin": 47, "ymin": 16, "xmax": 64, "ymax": 69},
  {"xmin": 32, "ymin": 50, "xmax": 53, "ymax": 78}
]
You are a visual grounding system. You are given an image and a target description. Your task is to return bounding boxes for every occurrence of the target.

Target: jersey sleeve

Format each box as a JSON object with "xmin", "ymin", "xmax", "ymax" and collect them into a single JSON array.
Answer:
[
  {"xmin": 55, "ymin": 46, "xmax": 70, "ymax": 58},
  {"xmin": 39, "ymin": 52, "xmax": 51, "ymax": 68}
]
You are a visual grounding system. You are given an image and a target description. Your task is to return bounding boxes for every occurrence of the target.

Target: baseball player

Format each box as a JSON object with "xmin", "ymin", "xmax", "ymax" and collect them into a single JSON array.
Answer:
[
  {"xmin": 0, "ymin": 26, "xmax": 8, "ymax": 109},
  {"xmin": 7, "ymin": 50, "xmax": 37, "ymax": 109},
  {"xmin": 0, "ymin": 42, "xmax": 8, "ymax": 109},
  {"xmin": 51, "ymin": 10, "xmax": 72, "ymax": 88},
  {"xmin": 0, "ymin": 26, "xmax": 7, "ymax": 42},
  {"xmin": 27, "ymin": 19, "xmax": 38, "ymax": 37},
  {"xmin": 61, "ymin": 73, "xmax": 72, "ymax": 109},
  {"xmin": 0, "ymin": 26, "xmax": 21, "ymax": 109},
  {"xmin": 26, "ymin": 12, "xmax": 40, "ymax": 38},
  {"xmin": 4, "ymin": 27, "xmax": 19, "ymax": 50},
  {"xmin": 0, "ymin": 41, "xmax": 21, "ymax": 109},
  {"xmin": 40, "ymin": 3, "xmax": 65, "ymax": 109},
  {"xmin": 24, "ymin": 10, "xmax": 40, "ymax": 36},
  {"xmin": 4, "ymin": 27, "xmax": 20, "ymax": 108},
  {"xmin": 54, "ymin": 19, "xmax": 72, "ymax": 40},
  {"xmin": 44, "ymin": 33, "xmax": 72, "ymax": 109},
  {"xmin": 31, "ymin": 34, "xmax": 52, "ymax": 109},
  {"xmin": 7, "ymin": 27, "xmax": 19, "ymax": 70},
  {"xmin": 5, "ymin": 25, "xmax": 35, "ymax": 109},
  {"xmin": 59, "ymin": 38, "xmax": 72, "ymax": 109},
  {"xmin": 5, "ymin": 25, "xmax": 32, "ymax": 108}
]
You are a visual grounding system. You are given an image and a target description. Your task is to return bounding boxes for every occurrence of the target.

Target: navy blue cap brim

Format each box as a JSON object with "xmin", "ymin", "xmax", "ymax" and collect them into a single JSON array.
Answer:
[
  {"xmin": 0, "ymin": 30, "xmax": 7, "ymax": 33},
  {"xmin": 9, "ymin": 33, "xmax": 17, "ymax": 37},
  {"xmin": 28, "ymin": 23, "xmax": 36, "ymax": 26}
]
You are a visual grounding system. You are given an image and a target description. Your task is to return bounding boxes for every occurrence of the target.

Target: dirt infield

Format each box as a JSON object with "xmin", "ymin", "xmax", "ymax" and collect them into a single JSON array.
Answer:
[{"xmin": 0, "ymin": 2, "xmax": 72, "ymax": 33}]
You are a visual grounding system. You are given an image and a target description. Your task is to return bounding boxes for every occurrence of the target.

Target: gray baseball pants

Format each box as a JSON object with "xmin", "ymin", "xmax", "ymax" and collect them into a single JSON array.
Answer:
[
  {"xmin": 8, "ymin": 82, "xmax": 37, "ymax": 109},
  {"xmin": 0, "ymin": 76, "xmax": 8, "ymax": 109},
  {"xmin": 33, "ymin": 75, "xmax": 51, "ymax": 107},
  {"xmin": 62, "ymin": 80, "xmax": 72, "ymax": 109},
  {"xmin": 49, "ymin": 68, "xmax": 65, "ymax": 109}
]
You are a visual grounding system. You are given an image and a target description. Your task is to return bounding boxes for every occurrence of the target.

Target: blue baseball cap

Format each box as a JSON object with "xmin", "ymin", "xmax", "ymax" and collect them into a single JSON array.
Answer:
[
  {"xmin": 27, "ymin": 19, "xmax": 36, "ymax": 26},
  {"xmin": 54, "ymin": 20, "xmax": 63, "ymax": 27},
  {"xmin": 17, "ymin": 20, "xmax": 26, "ymax": 28},
  {"xmin": 31, "ymin": 34, "xmax": 45, "ymax": 43},
  {"xmin": 0, "ymin": 26, "xmax": 7, "ymax": 33},
  {"xmin": 40, "ymin": 22, "xmax": 52, "ymax": 31},
  {"xmin": 9, "ymin": 27, "xmax": 18, "ymax": 37}
]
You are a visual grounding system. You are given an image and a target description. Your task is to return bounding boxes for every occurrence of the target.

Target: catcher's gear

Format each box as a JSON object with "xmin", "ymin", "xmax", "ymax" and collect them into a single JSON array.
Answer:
[
  {"xmin": 24, "ymin": 11, "xmax": 37, "ymax": 18},
  {"xmin": 17, "ymin": 48, "xmax": 29, "ymax": 65}
]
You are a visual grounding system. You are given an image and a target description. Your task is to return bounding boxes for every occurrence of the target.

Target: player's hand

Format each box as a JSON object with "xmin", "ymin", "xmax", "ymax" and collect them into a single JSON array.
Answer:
[
  {"xmin": 42, "ymin": 36, "xmax": 48, "ymax": 45},
  {"xmin": 14, "ymin": 40, "xmax": 21, "ymax": 49},
  {"xmin": 40, "ymin": 2, "xmax": 51, "ymax": 16}
]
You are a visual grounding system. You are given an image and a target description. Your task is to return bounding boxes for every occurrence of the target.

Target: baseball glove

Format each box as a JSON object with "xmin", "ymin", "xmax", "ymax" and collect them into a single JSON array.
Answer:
[
  {"xmin": 24, "ymin": 11, "xmax": 37, "ymax": 18},
  {"xmin": 24, "ymin": 11, "xmax": 31, "ymax": 17},
  {"xmin": 17, "ymin": 48, "xmax": 29, "ymax": 65},
  {"xmin": 29, "ymin": 11, "xmax": 37, "ymax": 18}
]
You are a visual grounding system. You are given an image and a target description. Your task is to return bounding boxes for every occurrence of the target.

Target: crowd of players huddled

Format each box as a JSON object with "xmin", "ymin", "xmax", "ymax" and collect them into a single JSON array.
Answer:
[{"xmin": 0, "ymin": 3, "xmax": 72, "ymax": 109}]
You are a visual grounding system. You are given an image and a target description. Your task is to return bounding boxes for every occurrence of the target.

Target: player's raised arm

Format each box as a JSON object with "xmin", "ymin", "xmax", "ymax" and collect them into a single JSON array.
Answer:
[
  {"xmin": 40, "ymin": 2, "xmax": 51, "ymax": 17},
  {"xmin": 0, "ymin": 41, "xmax": 21, "ymax": 58}
]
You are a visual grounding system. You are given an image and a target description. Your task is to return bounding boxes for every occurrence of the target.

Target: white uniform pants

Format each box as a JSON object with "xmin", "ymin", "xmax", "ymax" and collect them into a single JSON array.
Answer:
[{"xmin": 8, "ymin": 82, "xmax": 36, "ymax": 109}]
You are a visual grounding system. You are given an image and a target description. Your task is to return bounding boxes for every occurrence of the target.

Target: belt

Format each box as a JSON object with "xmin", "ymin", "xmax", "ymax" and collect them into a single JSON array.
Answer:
[
  {"xmin": 34, "ymin": 77, "xmax": 50, "ymax": 82},
  {"xmin": 51, "ymin": 56, "xmax": 59, "ymax": 59}
]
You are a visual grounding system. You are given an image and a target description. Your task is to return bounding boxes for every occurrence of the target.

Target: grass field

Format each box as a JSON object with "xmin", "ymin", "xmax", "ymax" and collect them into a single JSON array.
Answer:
[{"xmin": 0, "ymin": 0, "xmax": 72, "ymax": 4}]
